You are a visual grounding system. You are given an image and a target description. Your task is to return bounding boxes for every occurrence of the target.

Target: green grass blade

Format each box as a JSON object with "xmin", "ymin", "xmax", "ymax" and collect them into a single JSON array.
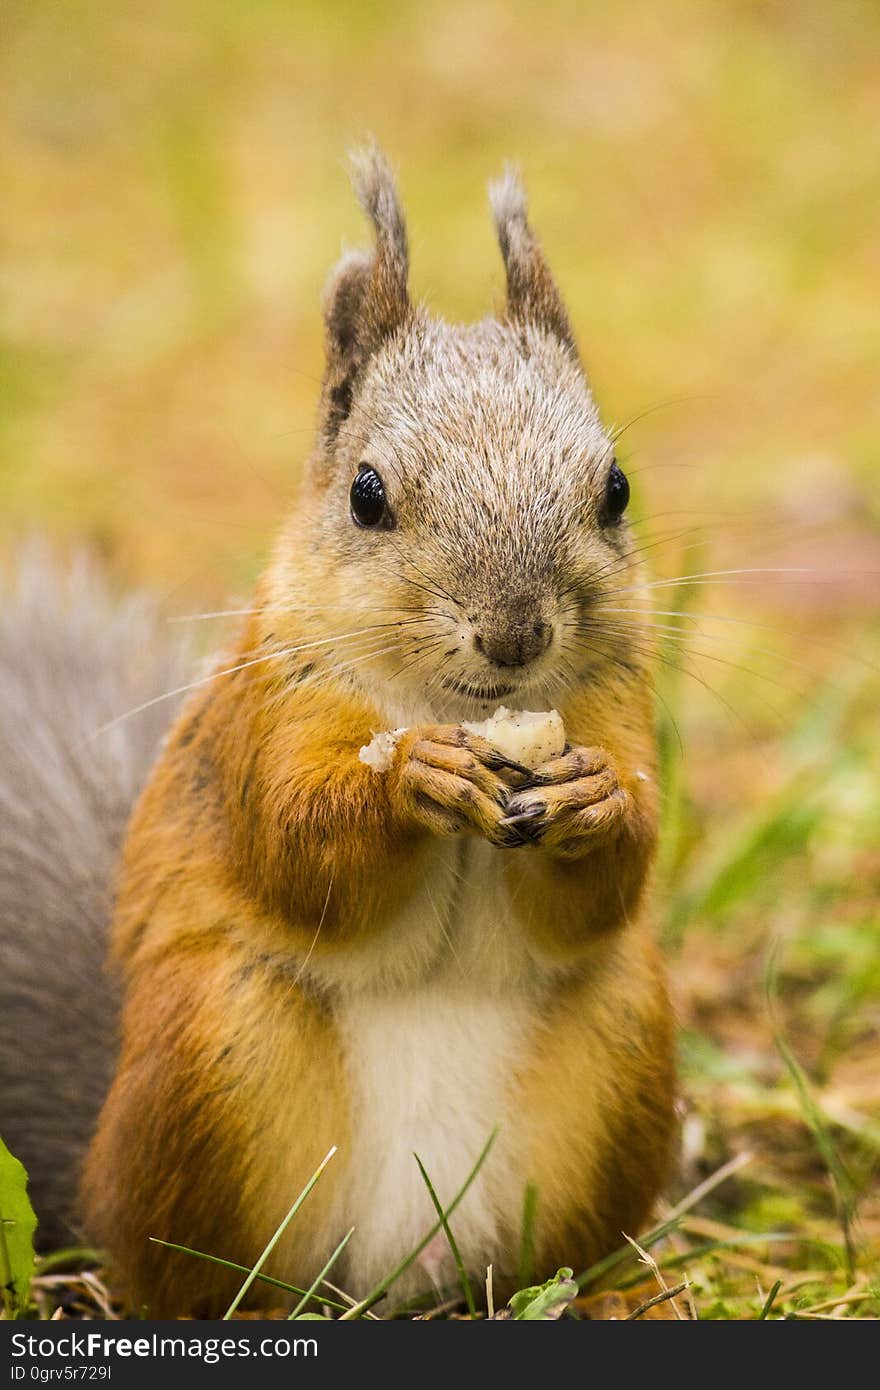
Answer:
[
  {"xmin": 759, "ymin": 1278, "xmax": 783, "ymax": 1319},
  {"xmin": 339, "ymin": 1128, "xmax": 497, "ymax": 1320},
  {"xmin": 518, "ymin": 1181, "xmax": 539, "ymax": 1291},
  {"xmin": 577, "ymin": 1150, "xmax": 753, "ymax": 1289},
  {"xmin": 666, "ymin": 664, "xmax": 869, "ymax": 943},
  {"xmin": 765, "ymin": 950, "xmax": 859, "ymax": 1280},
  {"xmin": 655, "ymin": 554, "xmax": 705, "ymax": 893},
  {"xmin": 148, "ymin": 1238, "xmax": 348, "ymax": 1313},
  {"xmin": 667, "ymin": 779, "xmax": 822, "ymax": 940},
  {"xmin": 617, "ymin": 1232, "xmax": 816, "ymax": 1289},
  {"xmin": 413, "ymin": 1153, "xmax": 477, "ymax": 1317},
  {"xmin": 35, "ymin": 1247, "xmax": 105, "ymax": 1275},
  {"xmin": 223, "ymin": 1145, "xmax": 337, "ymax": 1319},
  {"xmin": 576, "ymin": 1215, "xmax": 679, "ymax": 1290},
  {"xmin": 288, "ymin": 1227, "xmax": 355, "ymax": 1320}
]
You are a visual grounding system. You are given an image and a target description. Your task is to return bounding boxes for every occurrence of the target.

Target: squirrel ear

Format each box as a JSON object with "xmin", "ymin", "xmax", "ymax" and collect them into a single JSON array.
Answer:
[
  {"xmin": 489, "ymin": 166, "xmax": 577, "ymax": 357},
  {"xmin": 320, "ymin": 143, "xmax": 411, "ymax": 448}
]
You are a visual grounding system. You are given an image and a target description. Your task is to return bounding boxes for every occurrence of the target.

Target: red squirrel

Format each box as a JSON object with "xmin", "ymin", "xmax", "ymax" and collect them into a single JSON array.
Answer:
[{"xmin": 1, "ymin": 147, "xmax": 676, "ymax": 1316}]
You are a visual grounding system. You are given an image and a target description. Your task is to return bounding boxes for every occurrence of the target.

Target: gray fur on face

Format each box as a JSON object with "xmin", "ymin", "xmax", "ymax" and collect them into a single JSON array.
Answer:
[
  {"xmin": 334, "ymin": 315, "xmax": 610, "ymax": 575},
  {"xmin": 310, "ymin": 152, "xmax": 633, "ymax": 716},
  {"xmin": 0, "ymin": 547, "xmax": 183, "ymax": 1246}
]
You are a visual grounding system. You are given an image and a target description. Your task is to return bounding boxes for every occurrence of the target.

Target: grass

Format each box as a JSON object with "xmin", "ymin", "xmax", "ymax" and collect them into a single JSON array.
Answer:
[
  {"xmin": 20, "ymin": 621, "xmax": 877, "ymax": 1319},
  {"xmin": 1, "ymin": 0, "xmax": 878, "ymax": 1322},
  {"xmin": 24, "ymin": 1142, "xmax": 878, "ymax": 1319}
]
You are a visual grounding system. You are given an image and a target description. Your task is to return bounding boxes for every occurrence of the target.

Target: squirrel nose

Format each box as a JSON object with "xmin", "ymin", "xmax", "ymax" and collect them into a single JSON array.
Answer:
[{"xmin": 473, "ymin": 618, "xmax": 553, "ymax": 668}]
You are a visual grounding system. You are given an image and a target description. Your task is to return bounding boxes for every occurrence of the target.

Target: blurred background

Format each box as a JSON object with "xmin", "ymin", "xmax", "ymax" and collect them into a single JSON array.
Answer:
[{"xmin": 3, "ymin": 0, "xmax": 878, "ymax": 1316}]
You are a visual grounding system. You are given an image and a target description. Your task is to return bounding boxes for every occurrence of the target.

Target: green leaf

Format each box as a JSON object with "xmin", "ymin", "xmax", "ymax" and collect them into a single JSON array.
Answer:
[
  {"xmin": 508, "ymin": 1267, "xmax": 577, "ymax": 1320},
  {"xmin": 0, "ymin": 1136, "xmax": 37, "ymax": 1318}
]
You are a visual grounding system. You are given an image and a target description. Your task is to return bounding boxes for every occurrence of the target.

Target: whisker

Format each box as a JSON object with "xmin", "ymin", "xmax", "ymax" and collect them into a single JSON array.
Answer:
[
  {"xmin": 168, "ymin": 608, "xmax": 262, "ymax": 623},
  {"xmin": 552, "ymin": 524, "xmax": 722, "ymax": 615},
  {"xmin": 91, "ymin": 620, "xmax": 440, "ymax": 738},
  {"xmin": 560, "ymin": 631, "xmax": 685, "ymax": 758},
  {"xmin": 588, "ymin": 606, "xmax": 880, "ymax": 675},
  {"xmin": 377, "ymin": 567, "xmax": 461, "ymax": 612},
  {"xmin": 570, "ymin": 627, "xmax": 771, "ymax": 738},
  {"xmin": 305, "ymin": 641, "xmax": 413, "ymax": 691},
  {"xmin": 88, "ymin": 645, "xmax": 306, "ymax": 740},
  {"xmin": 421, "ymin": 875, "xmax": 466, "ymax": 981},
  {"xmin": 286, "ymin": 876, "xmax": 335, "ymax": 992},
  {"xmin": 169, "ymin": 602, "xmax": 457, "ymax": 625},
  {"xmin": 386, "ymin": 637, "xmax": 448, "ymax": 688},
  {"xmin": 572, "ymin": 612, "xmax": 820, "ymax": 727},
  {"xmin": 581, "ymin": 619, "xmax": 823, "ymax": 705},
  {"xmin": 381, "ymin": 538, "xmax": 466, "ymax": 611},
  {"xmin": 592, "ymin": 566, "xmax": 855, "ymax": 606},
  {"xmin": 608, "ymin": 394, "xmax": 711, "ymax": 446},
  {"xmin": 579, "ymin": 518, "xmax": 810, "ymax": 603}
]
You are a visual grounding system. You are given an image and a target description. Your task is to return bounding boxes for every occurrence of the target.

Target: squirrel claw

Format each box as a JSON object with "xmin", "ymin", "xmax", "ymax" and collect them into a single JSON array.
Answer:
[
  {"xmin": 496, "ymin": 826, "xmax": 535, "ymax": 848},
  {"xmin": 491, "ymin": 754, "xmax": 533, "ymax": 777},
  {"xmin": 498, "ymin": 805, "xmax": 545, "ymax": 843},
  {"xmin": 499, "ymin": 806, "xmax": 543, "ymax": 825},
  {"xmin": 480, "ymin": 750, "xmax": 534, "ymax": 779},
  {"xmin": 481, "ymin": 756, "xmax": 528, "ymax": 778}
]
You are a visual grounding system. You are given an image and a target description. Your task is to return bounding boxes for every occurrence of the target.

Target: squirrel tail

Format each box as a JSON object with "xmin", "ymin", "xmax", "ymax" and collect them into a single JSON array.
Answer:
[{"xmin": 0, "ymin": 547, "xmax": 184, "ymax": 1247}]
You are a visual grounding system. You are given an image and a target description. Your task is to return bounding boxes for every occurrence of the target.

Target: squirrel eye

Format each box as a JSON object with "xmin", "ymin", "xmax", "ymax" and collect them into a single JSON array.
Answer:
[
  {"xmin": 603, "ymin": 460, "xmax": 630, "ymax": 523},
  {"xmin": 350, "ymin": 466, "xmax": 390, "ymax": 529}
]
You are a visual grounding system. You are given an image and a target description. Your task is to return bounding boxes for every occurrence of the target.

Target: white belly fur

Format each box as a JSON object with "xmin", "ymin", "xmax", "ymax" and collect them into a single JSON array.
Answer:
[
  {"xmin": 312, "ymin": 839, "xmax": 558, "ymax": 1302},
  {"xmin": 332, "ymin": 987, "xmax": 532, "ymax": 1299}
]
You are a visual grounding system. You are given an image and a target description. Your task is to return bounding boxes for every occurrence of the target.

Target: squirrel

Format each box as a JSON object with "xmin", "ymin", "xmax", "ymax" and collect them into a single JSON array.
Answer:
[{"xmin": 1, "ymin": 147, "xmax": 676, "ymax": 1317}]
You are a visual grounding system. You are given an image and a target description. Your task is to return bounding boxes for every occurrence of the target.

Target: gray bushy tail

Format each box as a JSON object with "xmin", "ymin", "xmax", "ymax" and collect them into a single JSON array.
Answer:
[{"xmin": 0, "ymin": 548, "xmax": 184, "ymax": 1247}]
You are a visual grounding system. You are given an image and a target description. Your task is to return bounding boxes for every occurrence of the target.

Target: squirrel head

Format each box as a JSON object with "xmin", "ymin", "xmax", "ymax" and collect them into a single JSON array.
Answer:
[{"xmin": 275, "ymin": 145, "xmax": 644, "ymax": 719}]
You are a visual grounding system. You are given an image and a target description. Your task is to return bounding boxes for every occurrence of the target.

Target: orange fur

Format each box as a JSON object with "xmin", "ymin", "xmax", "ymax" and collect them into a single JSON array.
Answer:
[
  {"xmin": 82, "ymin": 151, "xmax": 678, "ymax": 1316},
  {"xmin": 83, "ymin": 609, "xmax": 676, "ymax": 1315}
]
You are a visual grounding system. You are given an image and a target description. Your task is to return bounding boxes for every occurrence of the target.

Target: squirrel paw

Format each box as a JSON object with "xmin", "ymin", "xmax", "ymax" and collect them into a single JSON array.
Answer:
[
  {"xmin": 498, "ymin": 746, "xmax": 629, "ymax": 859},
  {"xmin": 393, "ymin": 724, "xmax": 531, "ymax": 847}
]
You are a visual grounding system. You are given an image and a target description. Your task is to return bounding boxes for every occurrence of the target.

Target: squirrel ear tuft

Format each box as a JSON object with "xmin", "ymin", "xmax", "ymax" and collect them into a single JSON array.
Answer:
[
  {"xmin": 489, "ymin": 165, "xmax": 577, "ymax": 356},
  {"xmin": 347, "ymin": 141, "xmax": 409, "ymax": 294},
  {"xmin": 320, "ymin": 143, "xmax": 411, "ymax": 450}
]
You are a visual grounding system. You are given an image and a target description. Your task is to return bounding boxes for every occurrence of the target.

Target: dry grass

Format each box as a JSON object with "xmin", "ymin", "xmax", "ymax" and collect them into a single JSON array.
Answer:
[{"xmin": 2, "ymin": 0, "xmax": 878, "ymax": 1320}]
